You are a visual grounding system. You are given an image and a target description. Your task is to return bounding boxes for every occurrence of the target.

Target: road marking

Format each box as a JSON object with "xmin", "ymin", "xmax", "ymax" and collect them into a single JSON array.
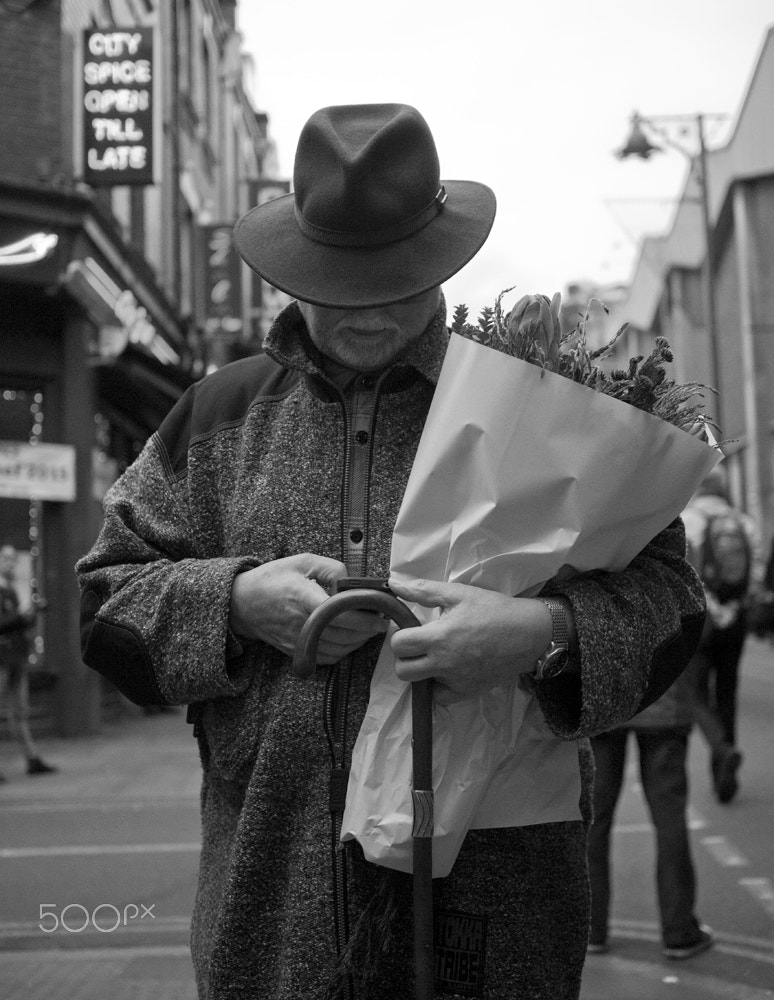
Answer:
[
  {"xmin": 614, "ymin": 815, "xmax": 706, "ymax": 835},
  {"xmin": 700, "ymin": 834, "xmax": 750, "ymax": 867},
  {"xmin": 584, "ymin": 951, "xmax": 774, "ymax": 998},
  {"xmin": 739, "ymin": 877, "xmax": 774, "ymax": 919},
  {"xmin": 0, "ymin": 843, "xmax": 200, "ymax": 858},
  {"xmin": 687, "ymin": 804, "xmax": 707, "ymax": 830},
  {"xmin": 0, "ymin": 916, "xmax": 191, "ymax": 936},
  {"xmin": 610, "ymin": 919, "xmax": 774, "ymax": 963},
  {"xmin": 0, "ymin": 799, "xmax": 199, "ymax": 813},
  {"xmin": 697, "ymin": 834, "xmax": 774, "ymax": 924},
  {"xmin": 0, "ymin": 942, "xmax": 192, "ymax": 958},
  {"xmin": 614, "ymin": 822, "xmax": 653, "ymax": 834}
]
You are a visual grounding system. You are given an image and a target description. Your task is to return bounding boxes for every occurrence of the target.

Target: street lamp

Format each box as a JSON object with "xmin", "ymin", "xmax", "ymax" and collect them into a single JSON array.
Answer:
[{"xmin": 616, "ymin": 110, "xmax": 726, "ymax": 431}]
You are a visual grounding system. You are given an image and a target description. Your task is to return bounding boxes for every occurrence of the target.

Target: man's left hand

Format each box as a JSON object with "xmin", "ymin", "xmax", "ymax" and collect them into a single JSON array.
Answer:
[{"xmin": 387, "ymin": 578, "xmax": 552, "ymax": 705}]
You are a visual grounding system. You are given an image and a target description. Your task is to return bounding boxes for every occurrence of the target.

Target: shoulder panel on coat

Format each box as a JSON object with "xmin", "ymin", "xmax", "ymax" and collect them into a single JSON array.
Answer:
[{"xmin": 155, "ymin": 355, "xmax": 299, "ymax": 478}]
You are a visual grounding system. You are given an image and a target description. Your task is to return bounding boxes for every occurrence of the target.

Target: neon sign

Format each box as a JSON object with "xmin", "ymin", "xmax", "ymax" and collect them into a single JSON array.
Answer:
[
  {"xmin": 0, "ymin": 233, "xmax": 58, "ymax": 266},
  {"xmin": 82, "ymin": 29, "xmax": 154, "ymax": 186}
]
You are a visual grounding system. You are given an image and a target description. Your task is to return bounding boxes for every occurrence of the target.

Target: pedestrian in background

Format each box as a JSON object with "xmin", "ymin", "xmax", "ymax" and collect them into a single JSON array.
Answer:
[
  {"xmin": 0, "ymin": 543, "xmax": 56, "ymax": 781},
  {"xmin": 746, "ymin": 532, "xmax": 774, "ymax": 640},
  {"xmin": 682, "ymin": 468, "xmax": 764, "ymax": 803},
  {"xmin": 587, "ymin": 671, "xmax": 713, "ymax": 960},
  {"xmin": 765, "ymin": 534, "xmax": 774, "ymax": 595}
]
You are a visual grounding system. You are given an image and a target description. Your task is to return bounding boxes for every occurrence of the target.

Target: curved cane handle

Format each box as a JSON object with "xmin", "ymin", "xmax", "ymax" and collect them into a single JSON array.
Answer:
[
  {"xmin": 293, "ymin": 587, "xmax": 435, "ymax": 998},
  {"xmin": 292, "ymin": 588, "xmax": 422, "ymax": 678}
]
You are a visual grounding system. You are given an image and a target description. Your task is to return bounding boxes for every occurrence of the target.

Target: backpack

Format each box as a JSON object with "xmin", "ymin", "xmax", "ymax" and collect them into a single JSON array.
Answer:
[{"xmin": 700, "ymin": 513, "xmax": 751, "ymax": 600}]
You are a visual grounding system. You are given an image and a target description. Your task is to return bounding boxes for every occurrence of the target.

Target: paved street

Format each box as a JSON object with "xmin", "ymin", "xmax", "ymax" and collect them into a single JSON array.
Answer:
[
  {"xmin": 0, "ymin": 638, "xmax": 772, "ymax": 999},
  {"xmin": 582, "ymin": 635, "xmax": 774, "ymax": 997}
]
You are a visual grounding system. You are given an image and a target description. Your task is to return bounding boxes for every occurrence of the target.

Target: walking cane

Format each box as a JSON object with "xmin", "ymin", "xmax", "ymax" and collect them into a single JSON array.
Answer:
[{"xmin": 292, "ymin": 584, "xmax": 434, "ymax": 1000}]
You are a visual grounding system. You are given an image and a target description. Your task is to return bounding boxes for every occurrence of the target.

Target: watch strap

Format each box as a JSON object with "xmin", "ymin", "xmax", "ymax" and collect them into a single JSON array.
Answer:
[
  {"xmin": 537, "ymin": 597, "xmax": 571, "ymax": 646},
  {"xmin": 533, "ymin": 597, "xmax": 572, "ymax": 680}
]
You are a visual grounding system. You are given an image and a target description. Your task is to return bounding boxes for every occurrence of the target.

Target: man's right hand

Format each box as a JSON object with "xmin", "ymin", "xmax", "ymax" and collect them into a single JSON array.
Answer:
[{"xmin": 229, "ymin": 553, "xmax": 387, "ymax": 665}]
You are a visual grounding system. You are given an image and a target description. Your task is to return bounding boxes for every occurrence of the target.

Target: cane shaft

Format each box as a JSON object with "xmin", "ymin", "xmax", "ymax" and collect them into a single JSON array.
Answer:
[
  {"xmin": 293, "ymin": 587, "xmax": 435, "ymax": 1000},
  {"xmin": 412, "ymin": 677, "xmax": 434, "ymax": 1000}
]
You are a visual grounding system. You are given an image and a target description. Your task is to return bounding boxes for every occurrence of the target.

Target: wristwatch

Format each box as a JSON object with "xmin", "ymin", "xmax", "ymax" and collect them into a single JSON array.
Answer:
[{"xmin": 533, "ymin": 597, "xmax": 572, "ymax": 680}]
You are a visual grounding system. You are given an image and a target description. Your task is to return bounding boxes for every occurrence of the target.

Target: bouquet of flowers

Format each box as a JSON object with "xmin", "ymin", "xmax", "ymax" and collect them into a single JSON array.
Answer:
[
  {"xmin": 452, "ymin": 289, "xmax": 713, "ymax": 434},
  {"xmin": 342, "ymin": 290, "xmax": 721, "ymax": 877}
]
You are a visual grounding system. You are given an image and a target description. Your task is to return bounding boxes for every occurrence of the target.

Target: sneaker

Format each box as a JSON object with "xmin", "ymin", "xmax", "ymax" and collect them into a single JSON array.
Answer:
[
  {"xmin": 27, "ymin": 757, "xmax": 57, "ymax": 776},
  {"xmin": 663, "ymin": 925, "xmax": 715, "ymax": 960},
  {"xmin": 715, "ymin": 747, "xmax": 742, "ymax": 804}
]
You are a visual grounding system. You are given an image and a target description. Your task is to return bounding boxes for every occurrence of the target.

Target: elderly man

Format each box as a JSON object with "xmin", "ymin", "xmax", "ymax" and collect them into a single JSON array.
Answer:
[{"xmin": 77, "ymin": 104, "xmax": 705, "ymax": 1000}]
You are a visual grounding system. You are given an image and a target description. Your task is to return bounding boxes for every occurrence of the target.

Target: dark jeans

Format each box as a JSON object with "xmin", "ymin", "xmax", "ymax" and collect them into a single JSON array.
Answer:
[
  {"xmin": 688, "ymin": 617, "xmax": 746, "ymax": 753},
  {"xmin": 588, "ymin": 728, "xmax": 700, "ymax": 948}
]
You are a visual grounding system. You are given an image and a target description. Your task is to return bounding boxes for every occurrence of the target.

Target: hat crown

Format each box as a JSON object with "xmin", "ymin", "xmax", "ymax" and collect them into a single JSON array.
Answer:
[
  {"xmin": 232, "ymin": 102, "xmax": 496, "ymax": 308},
  {"xmin": 293, "ymin": 104, "xmax": 442, "ymax": 245}
]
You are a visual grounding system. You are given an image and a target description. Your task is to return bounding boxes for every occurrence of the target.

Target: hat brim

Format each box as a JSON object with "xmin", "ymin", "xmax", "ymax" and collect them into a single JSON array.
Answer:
[{"xmin": 233, "ymin": 180, "xmax": 496, "ymax": 309}]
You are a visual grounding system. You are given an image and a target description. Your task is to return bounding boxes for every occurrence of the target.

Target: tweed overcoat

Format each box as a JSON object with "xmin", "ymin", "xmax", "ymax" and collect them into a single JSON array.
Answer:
[{"xmin": 77, "ymin": 301, "xmax": 705, "ymax": 999}]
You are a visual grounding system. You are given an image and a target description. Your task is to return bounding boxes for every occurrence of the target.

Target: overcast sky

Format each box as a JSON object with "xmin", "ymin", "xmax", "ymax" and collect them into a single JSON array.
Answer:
[{"xmin": 237, "ymin": 2, "xmax": 773, "ymax": 318}]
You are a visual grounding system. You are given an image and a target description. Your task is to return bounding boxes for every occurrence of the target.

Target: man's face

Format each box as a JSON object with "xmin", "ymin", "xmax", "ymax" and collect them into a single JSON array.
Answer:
[
  {"xmin": 297, "ymin": 287, "xmax": 441, "ymax": 373},
  {"xmin": 0, "ymin": 546, "xmax": 17, "ymax": 583}
]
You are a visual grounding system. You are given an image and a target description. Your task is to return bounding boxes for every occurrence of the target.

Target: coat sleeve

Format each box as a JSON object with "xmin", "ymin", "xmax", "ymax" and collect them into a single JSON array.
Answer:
[
  {"xmin": 533, "ymin": 516, "xmax": 706, "ymax": 740},
  {"xmin": 75, "ymin": 434, "xmax": 260, "ymax": 708}
]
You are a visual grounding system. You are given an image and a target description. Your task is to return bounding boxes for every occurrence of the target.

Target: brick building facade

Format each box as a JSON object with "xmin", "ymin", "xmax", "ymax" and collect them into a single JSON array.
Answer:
[
  {"xmin": 0, "ymin": 0, "xmax": 284, "ymax": 734},
  {"xmin": 606, "ymin": 25, "xmax": 774, "ymax": 544}
]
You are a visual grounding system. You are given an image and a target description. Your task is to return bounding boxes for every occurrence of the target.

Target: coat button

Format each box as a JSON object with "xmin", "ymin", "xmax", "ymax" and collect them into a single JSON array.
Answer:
[
  {"xmin": 355, "ymin": 430, "xmax": 369, "ymax": 445},
  {"xmin": 349, "ymin": 529, "xmax": 363, "ymax": 544}
]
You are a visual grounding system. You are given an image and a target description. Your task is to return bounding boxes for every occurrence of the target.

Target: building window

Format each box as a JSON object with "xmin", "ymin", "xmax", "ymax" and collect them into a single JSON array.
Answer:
[
  {"xmin": 0, "ymin": 387, "xmax": 47, "ymax": 683},
  {"xmin": 178, "ymin": 0, "xmax": 194, "ymax": 96},
  {"xmin": 201, "ymin": 38, "xmax": 212, "ymax": 134},
  {"xmin": 130, "ymin": 186, "xmax": 146, "ymax": 254},
  {"xmin": 179, "ymin": 206, "xmax": 195, "ymax": 319}
]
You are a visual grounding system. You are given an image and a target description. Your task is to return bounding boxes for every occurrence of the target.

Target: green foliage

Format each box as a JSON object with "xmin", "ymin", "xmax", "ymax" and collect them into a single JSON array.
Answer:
[{"xmin": 452, "ymin": 291, "xmax": 715, "ymax": 436}]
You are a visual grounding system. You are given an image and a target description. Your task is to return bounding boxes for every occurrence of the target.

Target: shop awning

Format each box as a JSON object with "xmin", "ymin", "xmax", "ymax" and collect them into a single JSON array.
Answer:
[{"xmin": 91, "ymin": 343, "xmax": 195, "ymax": 441}]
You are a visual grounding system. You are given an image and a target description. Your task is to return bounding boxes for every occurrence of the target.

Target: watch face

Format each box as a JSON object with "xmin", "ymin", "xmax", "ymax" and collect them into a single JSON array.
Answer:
[{"xmin": 539, "ymin": 645, "xmax": 569, "ymax": 680}]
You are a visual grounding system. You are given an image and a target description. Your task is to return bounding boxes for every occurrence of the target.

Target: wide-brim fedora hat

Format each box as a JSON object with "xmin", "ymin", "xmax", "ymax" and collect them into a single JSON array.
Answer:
[{"xmin": 233, "ymin": 103, "xmax": 496, "ymax": 309}]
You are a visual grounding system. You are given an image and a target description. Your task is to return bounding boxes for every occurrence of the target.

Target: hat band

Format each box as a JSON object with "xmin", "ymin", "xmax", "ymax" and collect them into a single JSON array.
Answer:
[{"xmin": 294, "ymin": 185, "xmax": 448, "ymax": 248}]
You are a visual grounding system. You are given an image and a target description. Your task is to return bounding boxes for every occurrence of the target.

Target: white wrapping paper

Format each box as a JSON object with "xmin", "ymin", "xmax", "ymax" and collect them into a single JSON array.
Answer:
[{"xmin": 342, "ymin": 334, "xmax": 720, "ymax": 877}]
